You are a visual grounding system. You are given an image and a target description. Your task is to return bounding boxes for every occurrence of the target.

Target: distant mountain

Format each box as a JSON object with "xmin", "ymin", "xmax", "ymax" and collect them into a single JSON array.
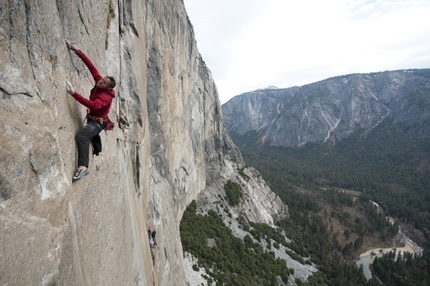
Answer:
[
  {"xmin": 222, "ymin": 69, "xmax": 430, "ymax": 243},
  {"xmin": 222, "ymin": 69, "xmax": 430, "ymax": 147}
]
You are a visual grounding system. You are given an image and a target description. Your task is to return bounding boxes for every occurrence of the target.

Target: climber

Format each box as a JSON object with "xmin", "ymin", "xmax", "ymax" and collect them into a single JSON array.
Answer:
[
  {"xmin": 65, "ymin": 39, "xmax": 116, "ymax": 182},
  {"xmin": 147, "ymin": 226, "xmax": 152, "ymax": 239},
  {"xmin": 150, "ymin": 238, "xmax": 156, "ymax": 249},
  {"xmin": 151, "ymin": 230, "xmax": 157, "ymax": 246}
]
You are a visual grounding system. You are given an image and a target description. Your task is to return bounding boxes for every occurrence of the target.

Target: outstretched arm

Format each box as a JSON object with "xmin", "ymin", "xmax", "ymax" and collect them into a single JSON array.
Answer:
[
  {"xmin": 66, "ymin": 80, "xmax": 110, "ymax": 111},
  {"xmin": 65, "ymin": 39, "xmax": 102, "ymax": 84}
]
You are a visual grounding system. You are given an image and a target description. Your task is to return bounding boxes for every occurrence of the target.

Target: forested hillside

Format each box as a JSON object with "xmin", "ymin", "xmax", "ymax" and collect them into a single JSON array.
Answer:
[
  {"xmin": 218, "ymin": 69, "xmax": 430, "ymax": 284},
  {"xmin": 228, "ymin": 121, "xmax": 430, "ymax": 284}
]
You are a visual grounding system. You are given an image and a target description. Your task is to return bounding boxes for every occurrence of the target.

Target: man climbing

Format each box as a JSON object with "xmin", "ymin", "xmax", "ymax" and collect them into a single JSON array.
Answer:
[
  {"xmin": 151, "ymin": 230, "xmax": 157, "ymax": 246},
  {"xmin": 65, "ymin": 39, "xmax": 116, "ymax": 182},
  {"xmin": 147, "ymin": 226, "xmax": 152, "ymax": 239}
]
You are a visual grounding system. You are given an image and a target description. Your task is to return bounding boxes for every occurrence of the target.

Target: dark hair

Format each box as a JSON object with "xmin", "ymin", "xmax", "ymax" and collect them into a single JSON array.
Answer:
[{"xmin": 107, "ymin": 76, "xmax": 116, "ymax": 88}]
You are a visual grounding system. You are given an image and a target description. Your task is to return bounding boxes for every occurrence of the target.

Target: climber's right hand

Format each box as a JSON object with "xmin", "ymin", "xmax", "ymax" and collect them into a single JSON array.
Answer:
[{"xmin": 65, "ymin": 39, "xmax": 79, "ymax": 51}]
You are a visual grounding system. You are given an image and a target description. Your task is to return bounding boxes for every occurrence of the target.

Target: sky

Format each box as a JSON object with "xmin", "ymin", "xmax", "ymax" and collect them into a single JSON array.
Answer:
[{"xmin": 184, "ymin": 0, "xmax": 430, "ymax": 104}]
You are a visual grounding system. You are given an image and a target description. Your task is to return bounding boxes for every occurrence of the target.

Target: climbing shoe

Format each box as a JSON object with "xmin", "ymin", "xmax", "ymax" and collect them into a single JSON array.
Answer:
[{"xmin": 72, "ymin": 168, "xmax": 89, "ymax": 182}]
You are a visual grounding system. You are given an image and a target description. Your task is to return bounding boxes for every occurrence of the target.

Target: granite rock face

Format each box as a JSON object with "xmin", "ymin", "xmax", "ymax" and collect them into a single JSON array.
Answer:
[
  {"xmin": 190, "ymin": 164, "xmax": 318, "ymax": 283},
  {"xmin": 222, "ymin": 70, "xmax": 430, "ymax": 147},
  {"xmin": 0, "ymin": 1, "xmax": 286, "ymax": 285}
]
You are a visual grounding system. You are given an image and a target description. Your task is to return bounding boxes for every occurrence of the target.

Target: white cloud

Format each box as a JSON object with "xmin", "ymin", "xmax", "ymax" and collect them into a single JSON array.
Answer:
[{"xmin": 185, "ymin": 0, "xmax": 430, "ymax": 103}]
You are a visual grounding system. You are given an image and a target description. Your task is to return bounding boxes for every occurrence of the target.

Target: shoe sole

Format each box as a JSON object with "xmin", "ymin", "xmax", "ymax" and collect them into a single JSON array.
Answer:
[{"xmin": 72, "ymin": 171, "xmax": 89, "ymax": 182}]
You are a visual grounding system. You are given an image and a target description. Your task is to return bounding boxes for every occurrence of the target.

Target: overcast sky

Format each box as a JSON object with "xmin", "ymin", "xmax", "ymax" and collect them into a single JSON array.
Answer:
[{"xmin": 184, "ymin": 0, "xmax": 430, "ymax": 104}]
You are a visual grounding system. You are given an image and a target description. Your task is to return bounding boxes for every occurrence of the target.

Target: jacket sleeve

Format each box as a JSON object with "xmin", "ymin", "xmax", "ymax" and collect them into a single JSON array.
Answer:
[
  {"xmin": 75, "ymin": 50, "xmax": 102, "ymax": 84},
  {"xmin": 71, "ymin": 91, "xmax": 111, "ymax": 111}
]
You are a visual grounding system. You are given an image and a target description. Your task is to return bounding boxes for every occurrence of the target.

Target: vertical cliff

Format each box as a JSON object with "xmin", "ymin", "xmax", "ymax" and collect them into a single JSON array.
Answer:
[{"xmin": 0, "ymin": 0, "xmax": 263, "ymax": 285}]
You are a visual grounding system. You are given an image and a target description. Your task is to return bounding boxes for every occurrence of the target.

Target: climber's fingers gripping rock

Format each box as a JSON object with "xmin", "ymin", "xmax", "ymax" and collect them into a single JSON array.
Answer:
[
  {"xmin": 65, "ymin": 39, "xmax": 79, "ymax": 51},
  {"xmin": 66, "ymin": 80, "xmax": 75, "ymax": 95}
]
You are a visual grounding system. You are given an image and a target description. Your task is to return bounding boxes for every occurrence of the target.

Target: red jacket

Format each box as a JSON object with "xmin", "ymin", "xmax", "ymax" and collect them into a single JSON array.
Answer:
[{"xmin": 71, "ymin": 50, "xmax": 115, "ymax": 118}]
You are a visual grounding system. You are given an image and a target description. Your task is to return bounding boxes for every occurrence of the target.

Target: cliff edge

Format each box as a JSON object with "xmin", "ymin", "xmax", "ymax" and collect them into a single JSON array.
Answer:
[{"xmin": 0, "ymin": 1, "xmax": 288, "ymax": 285}]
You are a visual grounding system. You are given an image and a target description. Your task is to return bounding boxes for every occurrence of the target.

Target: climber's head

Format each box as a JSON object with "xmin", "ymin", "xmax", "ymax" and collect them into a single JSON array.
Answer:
[{"xmin": 97, "ymin": 76, "xmax": 116, "ymax": 89}]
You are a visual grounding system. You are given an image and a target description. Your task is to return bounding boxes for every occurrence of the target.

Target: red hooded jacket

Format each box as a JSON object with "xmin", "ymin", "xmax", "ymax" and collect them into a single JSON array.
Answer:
[{"xmin": 71, "ymin": 50, "xmax": 115, "ymax": 119}]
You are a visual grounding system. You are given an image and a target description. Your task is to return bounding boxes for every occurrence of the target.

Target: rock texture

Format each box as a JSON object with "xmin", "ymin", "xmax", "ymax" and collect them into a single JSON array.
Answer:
[
  {"xmin": 222, "ymin": 70, "xmax": 430, "ymax": 147},
  {"xmin": 189, "ymin": 165, "xmax": 317, "ymax": 284},
  {"xmin": 0, "ymin": 1, "xmax": 287, "ymax": 285}
]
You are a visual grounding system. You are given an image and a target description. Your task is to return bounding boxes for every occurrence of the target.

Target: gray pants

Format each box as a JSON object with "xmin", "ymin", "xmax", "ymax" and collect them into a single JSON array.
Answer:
[{"xmin": 76, "ymin": 120, "xmax": 105, "ymax": 167}]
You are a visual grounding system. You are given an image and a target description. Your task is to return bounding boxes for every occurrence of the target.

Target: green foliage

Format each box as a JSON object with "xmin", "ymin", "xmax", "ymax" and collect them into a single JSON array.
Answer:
[
  {"xmin": 344, "ymin": 229, "xmax": 350, "ymax": 241},
  {"xmin": 227, "ymin": 122, "xmax": 430, "ymax": 284},
  {"xmin": 224, "ymin": 180, "xmax": 243, "ymax": 206},
  {"xmin": 181, "ymin": 113, "xmax": 430, "ymax": 284},
  {"xmin": 230, "ymin": 120, "xmax": 430, "ymax": 235},
  {"xmin": 180, "ymin": 200, "xmax": 290, "ymax": 285},
  {"xmin": 285, "ymin": 249, "xmax": 305, "ymax": 265},
  {"xmin": 238, "ymin": 167, "xmax": 250, "ymax": 180},
  {"xmin": 372, "ymin": 247, "xmax": 430, "ymax": 285}
]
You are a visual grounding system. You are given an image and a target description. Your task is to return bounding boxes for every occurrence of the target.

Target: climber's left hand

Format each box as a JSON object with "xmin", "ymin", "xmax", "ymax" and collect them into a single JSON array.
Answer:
[{"xmin": 66, "ymin": 80, "xmax": 75, "ymax": 95}]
